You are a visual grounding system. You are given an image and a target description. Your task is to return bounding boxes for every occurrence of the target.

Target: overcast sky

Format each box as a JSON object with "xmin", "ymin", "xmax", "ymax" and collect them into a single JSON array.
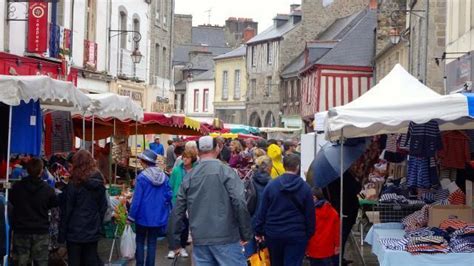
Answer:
[{"xmin": 175, "ymin": 0, "xmax": 301, "ymax": 32}]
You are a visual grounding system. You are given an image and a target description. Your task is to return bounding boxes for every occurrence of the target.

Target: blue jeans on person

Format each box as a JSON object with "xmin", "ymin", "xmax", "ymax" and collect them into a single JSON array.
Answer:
[
  {"xmin": 135, "ymin": 224, "xmax": 165, "ymax": 266},
  {"xmin": 244, "ymin": 238, "xmax": 257, "ymax": 257},
  {"xmin": 266, "ymin": 237, "xmax": 307, "ymax": 266},
  {"xmin": 309, "ymin": 256, "xmax": 339, "ymax": 266},
  {"xmin": 193, "ymin": 242, "xmax": 247, "ymax": 266}
]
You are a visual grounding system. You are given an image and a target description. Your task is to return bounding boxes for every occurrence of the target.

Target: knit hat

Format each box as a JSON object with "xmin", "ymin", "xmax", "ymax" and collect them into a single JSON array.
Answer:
[{"xmin": 137, "ymin": 149, "xmax": 157, "ymax": 165}]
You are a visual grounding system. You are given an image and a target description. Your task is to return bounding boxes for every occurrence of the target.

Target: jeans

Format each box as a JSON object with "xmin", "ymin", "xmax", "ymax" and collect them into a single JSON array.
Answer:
[
  {"xmin": 309, "ymin": 256, "xmax": 339, "ymax": 266},
  {"xmin": 67, "ymin": 241, "xmax": 99, "ymax": 266},
  {"xmin": 135, "ymin": 224, "xmax": 165, "ymax": 266},
  {"xmin": 266, "ymin": 237, "xmax": 307, "ymax": 266},
  {"xmin": 193, "ymin": 242, "xmax": 247, "ymax": 266}
]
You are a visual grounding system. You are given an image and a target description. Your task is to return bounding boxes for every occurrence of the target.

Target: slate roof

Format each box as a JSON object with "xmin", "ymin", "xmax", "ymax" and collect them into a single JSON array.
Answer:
[
  {"xmin": 214, "ymin": 45, "xmax": 246, "ymax": 60},
  {"xmin": 192, "ymin": 26, "xmax": 226, "ymax": 46},
  {"xmin": 246, "ymin": 14, "xmax": 300, "ymax": 44},
  {"xmin": 315, "ymin": 9, "xmax": 376, "ymax": 67},
  {"xmin": 193, "ymin": 69, "xmax": 215, "ymax": 81},
  {"xmin": 318, "ymin": 10, "xmax": 366, "ymax": 40},
  {"xmin": 173, "ymin": 44, "xmax": 232, "ymax": 66},
  {"xmin": 282, "ymin": 42, "xmax": 336, "ymax": 78}
]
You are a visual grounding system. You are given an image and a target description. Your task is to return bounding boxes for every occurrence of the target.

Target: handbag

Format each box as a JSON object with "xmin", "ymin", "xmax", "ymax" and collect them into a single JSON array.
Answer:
[{"xmin": 248, "ymin": 246, "xmax": 271, "ymax": 266}]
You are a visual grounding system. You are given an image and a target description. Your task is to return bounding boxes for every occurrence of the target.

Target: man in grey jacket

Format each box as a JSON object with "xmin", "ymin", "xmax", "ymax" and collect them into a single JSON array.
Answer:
[{"xmin": 169, "ymin": 136, "xmax": 252, "ymax": 265}]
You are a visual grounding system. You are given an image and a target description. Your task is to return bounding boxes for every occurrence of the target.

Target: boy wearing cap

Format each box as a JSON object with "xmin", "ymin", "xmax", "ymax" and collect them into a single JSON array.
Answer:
[
  {"xmin": 128, "ymin": 149, "xmax": 172, "ymax": 266},
  {"xmin": 170, "ymin": 136, "xmax": 252, "ymax": 265}
]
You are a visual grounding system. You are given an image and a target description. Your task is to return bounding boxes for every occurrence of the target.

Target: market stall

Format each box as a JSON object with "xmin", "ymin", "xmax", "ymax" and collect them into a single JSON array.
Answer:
[
  {"xmin": 319, "ymin": 65, "xmax": 474, "ymax": 266},
  {"xmin": 0, "ymin": 75, "xmax": 93, "ymax": 265}
]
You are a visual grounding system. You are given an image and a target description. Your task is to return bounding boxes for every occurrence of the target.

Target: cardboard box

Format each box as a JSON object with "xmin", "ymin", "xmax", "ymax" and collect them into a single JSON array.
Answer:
[
  {"xmin": 428, "ymin": 205, "xmax": 473, "ymax": 227},
  {"xmin": 467, "ymin": 180, "xmax": 473, "ymax": 207}
]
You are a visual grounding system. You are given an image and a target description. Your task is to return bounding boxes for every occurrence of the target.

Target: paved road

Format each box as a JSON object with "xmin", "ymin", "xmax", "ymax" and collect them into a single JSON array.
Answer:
[{"xmin": 98, "ymin": 237, "xmax": 193, "ymax": 266}]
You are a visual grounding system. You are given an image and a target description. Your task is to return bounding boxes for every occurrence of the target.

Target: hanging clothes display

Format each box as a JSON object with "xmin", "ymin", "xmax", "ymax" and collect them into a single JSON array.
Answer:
[
  {"xmin": 10, "ymin": 100, "xmax": 42, "ymax": 156},
  {"xmin": 438, "ymin": 131, "xmax": 471, "ymax": 169},
  {"xmin": 44, "ymin": 111, "xmax": 74, "ymax": 156},
  {"xmin": 0, "ymin": 103, "xmax": 9, "ymax": 178},
  {"xmin": 406, "ymin": 120, "xmax": 443, "ymax": 157}
]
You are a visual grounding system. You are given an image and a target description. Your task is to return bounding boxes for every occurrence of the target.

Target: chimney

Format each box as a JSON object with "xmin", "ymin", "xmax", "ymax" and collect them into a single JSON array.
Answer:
[
  {"xmin": 243, "ymin": 27, "xmax": 256, "ymax": 43},
  {"xmin": 273, "ymin": 14, "xmax": 289, "ymax": 28},
  {"xmin": 369, "ymin": 0, "xmax": 377, "ymax": 10},
  {"xmin": 290, "ymin": 4, "xmax": 300, "ymax": 13}
]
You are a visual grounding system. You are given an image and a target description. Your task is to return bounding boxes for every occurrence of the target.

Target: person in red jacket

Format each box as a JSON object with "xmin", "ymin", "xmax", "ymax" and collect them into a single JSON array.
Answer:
[{"xmin": 306, "ymin": 187, "xmax": 340, "ymax": 266}]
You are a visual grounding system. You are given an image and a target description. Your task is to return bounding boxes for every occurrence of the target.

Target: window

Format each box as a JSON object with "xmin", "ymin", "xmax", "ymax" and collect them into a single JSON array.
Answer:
[
  {"xmin": 288, "ymin": 80, "xmax": 293, "ymax": 103},
  {"xmin": 162, "ymin": 47, "xmax": 167, "ymax": 77},
  {"xmin": 155, "ymin": 44, "xmax": 160, "ymax": 76},
  {"xmin": 194, "ymin": 89, "xmax": 199, "ymax": 112},
  {"xmin": 203, "ymin": 89, "xmax": 209, "ymax": 112},
  {"xmin": 57, "ymin": 0, "xmax": 65, "ymax": 26},
  {"xmin": 251, "ymin": 46, "xmax": 256, "ymax": 67},
  {"xmin": 292, "ymin": 80, "xmax": 297, "ymax": 102},
  {"xmin": 133, "ymin": 17, "xmax": 140, "ymax": 49},
  {"xmin": 267, "ymin": 42, "xmax": 273, "ymax": 65},
  {"xmin": 163, "ymin": 0, "xmax": 168, "ymax": 26},
  {"xmin": 250, "ymin": 79, "xmax": 257, "ymax": 98},
  {"xmin": 234, "ymin": 70, "xmax": 241, "ymax": 99},
  {"xmin": 266, "ymin": 76, "xmax": 272, "ymax": 96},
  {"xmin": 296, "ymin": 80, "xmax": 301, "ymax": 104},
  {"xmin": 222, "ymin": 71, "xmax": 229, "ymax": 100},
  {"xmin": 156, "ymin": 0, "xmax": 161, "ymax": 25},
  {"xmin": 86, "ymin": 0, "xmax": 97, "ymax": 41},
  {"xmin": 119, "ymin": 10, "xmax": 127, "ymax": 49},
  {"xmin": 459, "ymin": 0, "xmax": 467, "ymax": 38}
]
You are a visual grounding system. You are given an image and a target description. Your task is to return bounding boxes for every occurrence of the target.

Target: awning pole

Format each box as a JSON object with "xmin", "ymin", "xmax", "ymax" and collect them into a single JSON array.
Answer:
[
  {"xmin": 92, "ymin": 114, "xmax": 95, "ymax": 158},
  {"xmin": 3, "ymin": 105, "xmax": 12, "ymax": 266},
  {"xmin": 339, "ymin": 128, "xmax": 344, "ymax": 266},
  {"xmin": 82, "ymin": 111, "xmax": 86, "ymax": 149},
  {"xmin": 110, "ymin": 119, "xmax": 116, "ymax": 185},
  {"xmin": 135, "ymin": 116, "xmax": 138, "ymax": 179}
]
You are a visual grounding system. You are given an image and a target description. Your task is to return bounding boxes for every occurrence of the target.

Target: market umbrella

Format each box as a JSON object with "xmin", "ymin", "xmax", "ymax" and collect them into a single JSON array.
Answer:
[{"xmin": 309, "ymin": 138, "xmax": 366, "ymax": 188}]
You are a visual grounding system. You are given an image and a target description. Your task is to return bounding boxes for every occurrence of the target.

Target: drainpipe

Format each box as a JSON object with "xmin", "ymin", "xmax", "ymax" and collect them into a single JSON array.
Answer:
[
  {"xmin": 169, "ymin": 0, "xmax": 175, "ymax": 102},
  {"xmin": 106, "ymin": 0, "xmax": 112, "ymax": 73},
  {"xmin": 70, "ymin": 0, "xmax": 75, "ymax": 61}
]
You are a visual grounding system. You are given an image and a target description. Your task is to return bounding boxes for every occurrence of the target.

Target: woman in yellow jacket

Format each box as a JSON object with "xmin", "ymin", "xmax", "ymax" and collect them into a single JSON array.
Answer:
[{"xmin": 267, "ymin": 144, "xmax": 285, "ymax": 179}]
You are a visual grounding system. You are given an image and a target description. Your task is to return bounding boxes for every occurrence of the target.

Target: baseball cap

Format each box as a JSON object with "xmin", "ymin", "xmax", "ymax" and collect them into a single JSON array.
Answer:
[{"xmin": 198, "ymin": 136, "xmax": 215, "ymax": 152}]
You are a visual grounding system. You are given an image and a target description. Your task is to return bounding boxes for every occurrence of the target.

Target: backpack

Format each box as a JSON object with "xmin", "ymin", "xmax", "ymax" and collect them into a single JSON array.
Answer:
[{"xmin": 244, "ymin": 176, "xmax": 258, "ymax": 216}]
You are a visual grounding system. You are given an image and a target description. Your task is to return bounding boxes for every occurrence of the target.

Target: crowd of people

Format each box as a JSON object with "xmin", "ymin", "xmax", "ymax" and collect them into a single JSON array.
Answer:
[{"xmin": 8, "ymin": 135, "xmax": 361, "ymax": 266}]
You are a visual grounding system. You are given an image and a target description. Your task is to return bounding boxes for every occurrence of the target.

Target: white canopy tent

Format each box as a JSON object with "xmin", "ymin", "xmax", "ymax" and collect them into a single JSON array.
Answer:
[
  {"xmin": 78, "ymin": 93, "xmax": 144, "ymax": 121},
  {"xmin": 325, "ymin": 64, "xmax": 472, "ymax": 141},
  {"xmin": 0, "ymin": 75, "xmax": 95, "ymax": 265},
  {"xmin": 320, "ymin": 64, "xmax": 474, "ymax": 265},
  {"xmin": 0, "ymin": 75, "xmax": 92, "ymax": 111}
]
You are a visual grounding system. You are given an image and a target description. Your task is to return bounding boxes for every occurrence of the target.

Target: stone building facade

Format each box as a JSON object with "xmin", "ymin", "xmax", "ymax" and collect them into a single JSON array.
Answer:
[
  {"xmin": 409, "ymin": 0, "xmax": 446, "ymax": 93},
  {"xmin": 148, "ymin": 0, "xmax": 174, "ymax": 111},
  {"xmin": 174, "ymin": 14, "xmax": 193, "ymax": 46},
  {"xmin": 224, "ymin": 17, "xmax": 258, "ymax": 48}
]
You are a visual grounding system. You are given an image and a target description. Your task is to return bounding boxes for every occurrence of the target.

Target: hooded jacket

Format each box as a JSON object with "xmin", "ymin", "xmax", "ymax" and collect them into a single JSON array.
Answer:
[
  {"xmin": 255, "ymin": 173, "xmax": 315, "ymax": 239},
  {"xmin": 170, "ymin": 159, "xmax": 252, "ymax": 249},
  {"xmin": 10, "ymin": 176, "xmax": 58, "ymax": 234},
  {"xmin": 169, "ymin": 162, "xmax": 196, "ymax": 204},
  {"xmin": 251, "ymin": 169, "xmax": 271, "ymax": 228},
  {"xmin": 129, "ymin": 167, "xmax": 172, "ymax": 227},
  {"xmin": 59, "ymin": 172, "xmax": 107, "ymax": 243},
  {"xmin": 306, "ymin": 200, "xmax": 340, "ymax": 259},
  {"xmin": 267, "ymin": 144, "xmax": 285, "ymax": 179}
]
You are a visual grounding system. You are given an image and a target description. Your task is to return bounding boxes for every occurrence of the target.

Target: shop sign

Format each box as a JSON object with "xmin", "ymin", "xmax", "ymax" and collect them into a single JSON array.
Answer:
[
  {"xmin": 83, "ymin": 40, "xmax": 98, "ymax": 71},
  {"xmin": 27, "ymin": 1, "xmax": 49, "ymax": 53},
  {"xmin": 446, "ymin": 52, "xmax": 474, "ymax": 93},
  {"xmin": 117, "ymin": 87, "xmax": 144, "ymax": 107}
]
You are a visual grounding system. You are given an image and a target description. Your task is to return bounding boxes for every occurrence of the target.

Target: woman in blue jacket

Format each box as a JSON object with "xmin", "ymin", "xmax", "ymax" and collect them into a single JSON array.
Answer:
[{"xmin": 128, "ymin": 149, "xmax": 172, "ymax": 266}]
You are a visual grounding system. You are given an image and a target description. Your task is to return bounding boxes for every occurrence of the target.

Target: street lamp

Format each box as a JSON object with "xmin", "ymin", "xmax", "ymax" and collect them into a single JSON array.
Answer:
[
  {"xmin": 131, "ymin": 48, "xmax": 143, "ymax": 64},
  {"xmin": 389, "ymin": 27, "xmax": 401, "ymax": 45}
]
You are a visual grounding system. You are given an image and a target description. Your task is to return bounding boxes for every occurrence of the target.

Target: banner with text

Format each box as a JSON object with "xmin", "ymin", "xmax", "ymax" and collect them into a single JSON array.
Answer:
[{"xmin": 27, "ymin": 1, "xmax": 49, "ymax": 53}]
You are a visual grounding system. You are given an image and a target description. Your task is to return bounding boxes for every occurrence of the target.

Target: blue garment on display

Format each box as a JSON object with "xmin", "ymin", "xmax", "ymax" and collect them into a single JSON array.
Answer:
[{"xmin": 10, "ymin": 100, "xmax": 42, "ymax": 156}]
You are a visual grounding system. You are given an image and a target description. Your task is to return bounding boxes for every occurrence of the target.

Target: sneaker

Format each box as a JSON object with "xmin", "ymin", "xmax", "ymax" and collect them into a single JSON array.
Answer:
[
  {"xmin": 167, "ymin": 250, "xmax": 176, "ymax": 259},
  {"xmin": 180, "ymin": 248, "xmax": 189, "ymax": 258}
]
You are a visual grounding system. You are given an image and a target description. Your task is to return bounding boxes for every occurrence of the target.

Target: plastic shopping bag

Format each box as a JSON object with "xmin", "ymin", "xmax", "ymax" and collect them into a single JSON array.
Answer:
[
  {"xmin": 248, "ymin": 247, "xmax": 270, "ymax": 266},
  {"xmin": 120, "ymin": 225, "xmax": 136, "ymax": 259}
]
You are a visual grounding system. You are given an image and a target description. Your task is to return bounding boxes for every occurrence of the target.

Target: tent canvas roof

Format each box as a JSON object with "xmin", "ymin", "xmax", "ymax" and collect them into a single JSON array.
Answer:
[{"xmin": 325, "ymin": 64, "xmax": 472, "ymax": 140}]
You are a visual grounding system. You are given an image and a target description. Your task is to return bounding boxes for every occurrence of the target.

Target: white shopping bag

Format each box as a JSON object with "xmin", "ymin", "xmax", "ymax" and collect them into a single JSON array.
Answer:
[{"xmin": 120, "ymin": 225, "xmax": 136, "ymax": 259}]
